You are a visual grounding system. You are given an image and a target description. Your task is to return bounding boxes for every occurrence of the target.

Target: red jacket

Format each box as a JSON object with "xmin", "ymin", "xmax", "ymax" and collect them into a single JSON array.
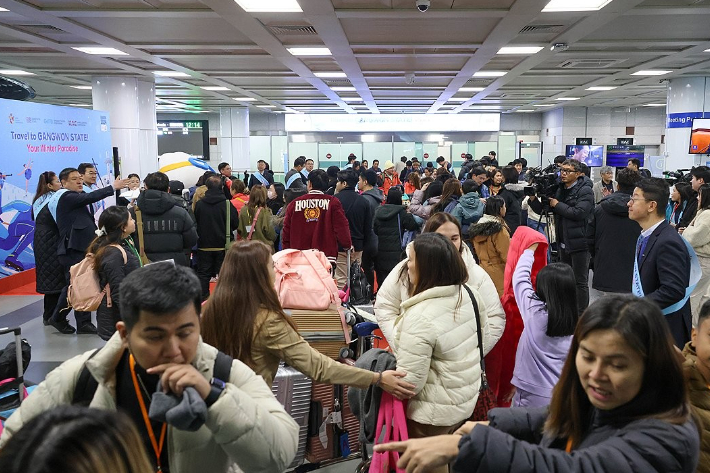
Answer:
[
  {"xmin": 282, "ymin": 191, "xmax": 352, "ymax": 258},
  {"xmin": 485, "ymin": 226, "xmax": 548, "ymax": 406}
]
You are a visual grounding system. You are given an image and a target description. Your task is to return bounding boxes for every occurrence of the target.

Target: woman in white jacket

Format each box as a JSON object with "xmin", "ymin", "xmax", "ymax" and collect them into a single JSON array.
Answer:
[
  {"xmin": 682, "ymin": 183, "xmax": 710, "ymax": 325},
  {"xmin": 394, "ymin": 232, "xmax": 483, "ymax": 473},
  {"xmin": 374, "ymin": 212, "xmax": 505, "ymax": 355}
]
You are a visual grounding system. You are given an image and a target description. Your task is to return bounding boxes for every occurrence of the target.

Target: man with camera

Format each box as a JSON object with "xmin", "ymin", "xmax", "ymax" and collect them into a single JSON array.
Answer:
[{"xmin": 529, "ymin": 159, "xmax": 594, "ymax": 313}]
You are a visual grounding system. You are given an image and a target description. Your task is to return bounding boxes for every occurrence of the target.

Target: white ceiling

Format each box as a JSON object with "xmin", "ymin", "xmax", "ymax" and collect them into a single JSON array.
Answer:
[{"xmin": 1, "ymin": 0, "xmax": 709, "ymax": 114}]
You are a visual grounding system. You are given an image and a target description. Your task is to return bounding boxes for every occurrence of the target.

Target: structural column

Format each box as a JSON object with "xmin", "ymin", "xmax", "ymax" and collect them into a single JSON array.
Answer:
[
  {"xmin": 91, "ymin": 76, "xmax": 158, "ymax": 178},
  {"xmin": 665, "ymin": 77, "xmax": 710, "ymax": 171},
  {"xmin": 219, "ymin": 107, "xmax": 250, "ymax": 174}
]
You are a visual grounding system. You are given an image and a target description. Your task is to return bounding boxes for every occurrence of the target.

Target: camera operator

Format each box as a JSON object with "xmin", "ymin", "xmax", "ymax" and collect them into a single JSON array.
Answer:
[{"xmin": 529, "ymin": 159, "xmax": 594, "ymax": 314}]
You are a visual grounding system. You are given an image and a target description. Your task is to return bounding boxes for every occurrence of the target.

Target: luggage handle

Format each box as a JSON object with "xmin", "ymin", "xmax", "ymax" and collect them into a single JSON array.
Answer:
[{"xmin": 0, "ymin": 327, "xmax": 24, "ymax": 402}]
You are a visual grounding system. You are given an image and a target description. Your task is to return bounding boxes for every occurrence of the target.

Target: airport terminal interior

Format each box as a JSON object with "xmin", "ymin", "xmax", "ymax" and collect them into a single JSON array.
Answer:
[{"xmin": 1, "ymin": 0, "xmax": 710, "ymax": 471}]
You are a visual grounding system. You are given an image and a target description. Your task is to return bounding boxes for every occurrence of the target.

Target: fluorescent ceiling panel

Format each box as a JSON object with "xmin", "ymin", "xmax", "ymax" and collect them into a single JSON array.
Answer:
[
  {"xmin": 631, "ymin": 70, "xmax": 672, "ymax": 76},
  {"xmin": 586, "ymin": 86, "xmax": 617, "ymax": 91},
  {"xmin": 0, "ymin": 70, "xmax": 34, "ymax": 75},
  {"xmin": 288, "ymin": 47, "xmax": 331, "ymax": 56},
  {"xmin": 233, "ymin": 97, "xmax": 256, "ymax": 101},
  {"xmin": 497, "ymin": 46, "xmax": 544, "ymax": 55},
  {"xmin": 542, "ymin": 0, "xmax": 613, "ymax": 12},
  {"xmin": 556, "ymin": 97, "xmax": 580, "ymax": 101},
  {"xmin": 473, "ymin": 71, "xmax": 507, "ymax": 77},
  {"xmin": 257, "ymin": 105, "xmax": 277, "ymax": 108},
  {"xmin": 154, "ymin": 71, "xmax": 190, "ymax": 77},
  {"xmin": 643, "ymin": 103, "xmax": 666, "ymax": 107},
  {"xmin": 201, "ymin": 86, "xmax": 230, "ymax": 91},
  {"xmin": 72, "ymin": 47, "xmax": 127, "ymax": 56},
  {"xmin": 68, "ymin": 104, "xmax": 90, "ymax": 107},
  {"xmin": 70, "ymin": 85, "xmax": 92, "ymax": 90},
  {"xmin": 459, "ymin": 87, "xmax": 485, "ymax": 92},
  {"xmin": 331, "ymin": 86, "xmax": 356, "ymax": 91},
  {"xmin": 0, "ymin": 8, "xmax": 8, "ymax": 11},
  {"xmin": 533, "ymin": 104, "xmax": 553, "ymax": 107},
  {"xmin": 516, "ymin": 109, "xmax": 535, "ymax": 112},
  {"xmin": 342, "ymin": 97, "xmax": 364, "ymax": 102},
  {"xmin": 235, "ymin": 0, "xmax": 302, "ymax": 12},
  {"xmin": 314, "ymin": 72, "xmax": 347, "ymax": 78}
]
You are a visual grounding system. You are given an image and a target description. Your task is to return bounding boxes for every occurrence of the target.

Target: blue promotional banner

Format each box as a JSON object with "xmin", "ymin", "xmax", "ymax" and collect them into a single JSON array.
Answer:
[
  {"xmin": 0, "ymin": 98, "xmax": 113, "ymax": 279},
  {"xmin": 667, "ymin": 112, "xmax": 710, "ymax": 128}
]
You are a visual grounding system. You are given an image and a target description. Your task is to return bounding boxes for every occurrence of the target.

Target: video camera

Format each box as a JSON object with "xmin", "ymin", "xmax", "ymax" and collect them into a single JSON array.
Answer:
[
  {"xmin": 662, "ymin": 169, "xmax": 692, "ymax": 185},
  {"xmin": 524, "ymin": 164, "xmax": 559, "ymax": 206}
]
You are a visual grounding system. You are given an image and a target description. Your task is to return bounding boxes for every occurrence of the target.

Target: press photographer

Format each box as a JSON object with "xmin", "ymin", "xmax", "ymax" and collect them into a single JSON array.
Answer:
[{"xmin": 529, "ymin": 159, "xmax": 594, "ymax": 314}]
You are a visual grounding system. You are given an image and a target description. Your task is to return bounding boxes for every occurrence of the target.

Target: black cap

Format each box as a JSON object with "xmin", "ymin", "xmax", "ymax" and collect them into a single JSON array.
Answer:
[{"xmin": 169, "ymin": 180, "xmax": 185, "ymax": 194}]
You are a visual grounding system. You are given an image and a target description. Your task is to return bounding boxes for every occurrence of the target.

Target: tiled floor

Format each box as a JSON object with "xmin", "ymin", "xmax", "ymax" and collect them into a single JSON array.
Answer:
[{"xmin": 0, "ymin": 294, "xmax": 359, "ymax": 472}]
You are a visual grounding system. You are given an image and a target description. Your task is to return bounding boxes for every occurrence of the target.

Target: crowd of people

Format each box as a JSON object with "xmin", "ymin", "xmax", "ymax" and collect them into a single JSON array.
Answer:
[{"xmin": 2, "ymin": 152, "xmax": 710, "ymax": 472}]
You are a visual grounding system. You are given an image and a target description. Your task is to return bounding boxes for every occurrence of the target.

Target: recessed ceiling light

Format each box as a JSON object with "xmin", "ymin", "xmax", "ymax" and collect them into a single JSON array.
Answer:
[
  {"xmin": 643, "ymin": 103, "xmax": 666, "ymax": 107},
  {"xmin": 542, "ymin": 0, "xmax": 613, "ymax": 12},
  {"xmin": 533, "ymin": 104, "xmax": 553, "ymax": 107},
  {"xmin": 314, "ymin": 72, "xmax": 347, "ymax": 78},
  {"xmin": 459, "ymin": 87, "xmax": 485, "ymax": 92},
  {"xmin": 201, "ymin": 86, "xmax": 230, "ymax": 91},
  {"xmin": 0, "ymin": 7, "xmax": 8, "ymax": 11},
  {"xmin": 235, "ymin": 0, "xmax": 302, "ymax": 12},
  {"xmin": 331, "ymin": 86, "xmax": 356, "ymax": 91},
  {"xmin": 473, "ymin": 71, "xmax": 507, "ymax": 78},
  {"xmin": 342, "ymin": 97, "xmax": 364, "ymax": 102},
  {"xmin": 257, "ymin": 105, "xmax": 277, "ymax": 108},
  {"xmin": 0, "ymin": 70, "xmax": 34, "ymax": 76},
  {"xmin": 705, "ymin": 49, "xmax": 710, "ymax": 53},
  {"xmin": 68, "ymin": 104, "xmax": 90, "ymax": 107},
  {"xmin": 70, "ymin": 85, "xmax": 93, "ymax": 90},
  {"xmin": 497, "ymin": 46, "xmax": 544, "ymax": 55},
  {"xmin": 470, "ymin": 105, "xmax": 502, "ymax": 110},
  {"xmin": 586, "ymin": 86, "xmax": 617, "ymax": 91},
  {"xmin": 556, "ymin": 97, "xmax": 580, "ymax": 101},
  {"xmin": 448, "ymin": 97, "xmax": 470, "ymax": 102},
  {"xmin": 287, "ymin": 47, "xmax": 331, "ymax": 56},
  {"xmin": 631, "ymin": 70, "xmax": 672, "ymax": 76},
  {"xmin": 516, "ymin": 109, "xmax": 535, "ymax": 112},
  {"xmin": 154, "ymin": 71, "xmax": 190, "ymax": 77},
  {"xmin": 233, "ymin": 97, "xmax": 256, "ymax": 102},
  {"xmin": 72, "ymin": 47, "xmax": 127, "ymax": 56}
]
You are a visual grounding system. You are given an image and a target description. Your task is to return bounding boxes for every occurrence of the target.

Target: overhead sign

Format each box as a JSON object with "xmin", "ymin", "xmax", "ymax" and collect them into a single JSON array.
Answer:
[
  {"xmin": 285, "ymin": 113, "xmax": 501, "ymax": 132},
  {"xmin": 617, "ymin": 138, "xmax": 634, "ymax": 145},
  {"xmin": 667, "ymin": 112, "xmax": 708, "ymax": 129},
  {"xmin": 576, "ymin": 137, "xmax": 593, "ymax": 146}
]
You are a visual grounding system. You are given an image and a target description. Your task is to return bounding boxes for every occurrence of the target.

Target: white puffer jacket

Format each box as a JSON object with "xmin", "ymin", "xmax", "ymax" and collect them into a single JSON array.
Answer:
[
  {"xmin": 0, "ymin": 333, "xmax": 299, "ymax": 473},
  {"xmin": 683, "ymin": 209, "xmax": 710, "ymax": 257},
  {"xmin": 374, "ymin": 243, "xmax": 505, "ymax": 355},
  {"xmin": 395, "ymin": 283, "xmax": 483, "ymax": 426}
]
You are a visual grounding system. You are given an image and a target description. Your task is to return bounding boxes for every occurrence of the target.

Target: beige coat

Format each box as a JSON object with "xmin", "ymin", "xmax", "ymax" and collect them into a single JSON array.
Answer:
[
  {"xmin": 0, "ymin": 333, "xmax": 299, "ymax": 473},
  {"xmin": 683, "ymin": 208, "xmax": 710, "ymax": 257},
  {"xmin": 470, "ymin": 214, "xmax": 510, "ymax": 297}
]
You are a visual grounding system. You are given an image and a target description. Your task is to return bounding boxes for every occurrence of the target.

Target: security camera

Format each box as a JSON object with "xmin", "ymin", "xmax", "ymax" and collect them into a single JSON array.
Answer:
[
  {"xmin": 416, "ymin": 0, "xmax": 430, "ymax": 12},
  {"xmin": 550, "ymin": 43, "xmax": 569, "ymax": 52}
]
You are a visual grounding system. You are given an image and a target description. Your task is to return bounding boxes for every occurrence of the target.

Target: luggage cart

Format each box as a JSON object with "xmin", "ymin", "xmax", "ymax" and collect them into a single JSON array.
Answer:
[{"xmin": 0, "ymin": 327, "xmax": 27, "ymax": 432}]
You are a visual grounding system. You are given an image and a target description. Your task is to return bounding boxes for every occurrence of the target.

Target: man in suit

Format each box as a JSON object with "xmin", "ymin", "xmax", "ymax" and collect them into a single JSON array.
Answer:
[
  {"xmin": 49, "ymin": 168, "xmax": 127, "ymax": 335},
  {"xmin": 628, "ymin": 177, "xmax": 692, "ymax": 347}
]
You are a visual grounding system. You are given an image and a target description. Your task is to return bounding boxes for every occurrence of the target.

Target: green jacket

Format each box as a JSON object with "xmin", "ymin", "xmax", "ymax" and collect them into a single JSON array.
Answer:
[{"xmin": 237, "ymin": 205, "xmax": 277, "ymax": 245}]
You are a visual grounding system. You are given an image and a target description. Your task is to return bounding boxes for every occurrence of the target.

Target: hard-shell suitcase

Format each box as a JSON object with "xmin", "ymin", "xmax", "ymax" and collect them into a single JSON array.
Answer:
[
  {"xmin": 271, "ymin": 363, "xmax": 312, "ymax": 469},
  {"xmin": 286, "ymin": 304, "xmax": 351, "ymax": 360},
  {"xmin": 306, "ymin": 381, "xmax": 360, "ymax": 464}
]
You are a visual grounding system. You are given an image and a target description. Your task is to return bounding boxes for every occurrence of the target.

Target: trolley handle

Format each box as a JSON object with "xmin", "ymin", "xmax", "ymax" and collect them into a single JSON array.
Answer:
[{"xmin": 0, "ymin": 327, "xmax": 21, "ymax": 336}]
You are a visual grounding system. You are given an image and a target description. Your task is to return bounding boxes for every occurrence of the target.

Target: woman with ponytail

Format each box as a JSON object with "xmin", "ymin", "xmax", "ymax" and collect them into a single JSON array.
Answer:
[
  {"xmin": 86, "ymin": 206, "xmax": 142, "ymax": 340},
  {"xmin": 32, "ymin": 171, "xmax": 64, "ymax": 324}
]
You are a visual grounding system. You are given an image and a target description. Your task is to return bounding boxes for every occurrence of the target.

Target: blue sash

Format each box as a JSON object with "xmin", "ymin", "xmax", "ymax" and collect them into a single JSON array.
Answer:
[
  {"xmin": 32, "ymin": 192, "xmax": 54, "ymax": 217},
  {"xmin": 286, "ymin": 172, "xmax": 302, "ymax": 189},
  {"xmin": 47, "ymin": 189, "xmax": 69, "ymax": 222},
  {"xmin": 632, "ymin": 236, "xmax": 701, "ymax": 315},
  {"xmin": 253, "ymin": 172, "xmax": 269, "ymax": 187}
]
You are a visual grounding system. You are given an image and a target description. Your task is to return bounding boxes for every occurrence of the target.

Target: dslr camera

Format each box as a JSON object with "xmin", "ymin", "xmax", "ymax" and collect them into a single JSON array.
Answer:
[
  {"xmin": 663, "ymin": 168, "xmax": 692, "ymax": 185},
  {"xmin": 524, "ymin": 164, "xmax": 559, "ymax": 206}
]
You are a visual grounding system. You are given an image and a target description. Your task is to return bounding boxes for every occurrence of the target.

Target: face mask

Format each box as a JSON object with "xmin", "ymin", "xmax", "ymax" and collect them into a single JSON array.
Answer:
[{"xmin": 267, "ymin": 190, "xmax": 275, "ymax": 200}]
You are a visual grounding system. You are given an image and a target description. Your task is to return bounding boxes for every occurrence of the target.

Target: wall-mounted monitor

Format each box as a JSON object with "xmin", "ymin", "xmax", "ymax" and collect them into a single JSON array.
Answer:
[
  {"xmin": 565, "ymin": 144, "xmax": 603, "ymax": 167},
  {"xmin": 689, "ymin": 118, "xmax": 710, "ymax": 154},
  {"xmin": 157, "ymin": 120, "xmax": 210, "ymax": 160},
  {"xmin": 606, "ymin": 145, "xmax": 645, "ymax": 167}
]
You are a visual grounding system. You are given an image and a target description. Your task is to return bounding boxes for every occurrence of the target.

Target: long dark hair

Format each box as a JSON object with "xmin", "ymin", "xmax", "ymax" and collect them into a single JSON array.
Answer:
[
  {"xmin": 423, "ymin": 180, "xmax": 443, "ymax": 202},
  {"xmin": 409, "ymin": 232, "xmax": 467, "ymax": 297},
  {"xmin": 698, "ymin": 183, "xmax": 710, "ymax": 210},
  {"xmin": 532, "ymin": 262, "xmax": 579, "ymax": 337},
  {"xmin": 484, "ymin": 195, "xmax": 506, "ymax": 217},
  {"xmin": 545, "ymin": 295, "xmax": 692, "ymax": 448},
  {"xmin": 423, "ymin": 212, "xmax": 464, "ymax": 254},
  {"xmin": 271, "ymin": 182, "xmax": 285, "ymax": 203},
  {"xmin": 432, "ymin": 178, "xmax": 462, "ymax": 213},
  {"xmin": 674, "ymin": 181, "xmax": 693, "ymax": 205},
  {"xmin": 32, "ymin": 171, "xmax": 57, "ymax": 206},
  {"xmin": 86, "ymin": 206, "xmax": 129, "ymax": 273},
  {"xmin": 201, "ymin": 241, "xmax": 297, "ymax": 367}
]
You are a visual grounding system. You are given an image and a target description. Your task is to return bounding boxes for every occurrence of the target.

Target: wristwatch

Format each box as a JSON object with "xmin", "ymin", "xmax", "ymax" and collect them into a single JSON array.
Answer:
[{"xmin": 205, "ymin": 377, "xmax": 226, "ymax": 407}]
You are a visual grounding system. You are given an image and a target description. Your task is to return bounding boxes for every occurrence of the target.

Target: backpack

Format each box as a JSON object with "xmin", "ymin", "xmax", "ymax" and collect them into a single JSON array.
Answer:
[
  {"xmin": 273, "ymin": 249, "xmax": 339, "ymax": 311},
  {"xmin": 72, "ymin": 349, "xmax": 233, "ymax": 406},
  {"xmin": 348, "ymin": 260, "xmax": 372, "ymax": 306},
  {"xmin": 67, "ymin": 245, "xmax": 127, "ymax": 312}
]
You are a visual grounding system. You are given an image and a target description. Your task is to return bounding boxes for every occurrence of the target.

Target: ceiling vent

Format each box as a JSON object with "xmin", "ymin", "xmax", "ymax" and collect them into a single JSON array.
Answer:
[
  {"xmin": 500, "ymin": 92, "xmax": 540, "ymax": 98},
  {"xmin": 323, "ymin": 79, "xmax": 352, "ymax": 85},
  {"xmin": 268, "ymin": 25, "xmax": 318, "ymax": 36},
  {"xmin": 519, "ymin": 24, "xmax": 565, "ymax": 34},
  {"xmin": 557, "ymin": 59, "xmax": 626, "ymax": 69},
  {"xmin": 465, "ymin": 78, "xmax": 493, "ymax": 85}
]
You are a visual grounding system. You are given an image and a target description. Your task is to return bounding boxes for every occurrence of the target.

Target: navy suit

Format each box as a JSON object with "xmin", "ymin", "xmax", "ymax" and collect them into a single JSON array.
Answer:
[
  {"xmin": 51, "ymin": 186, "xmax": 114, "ymax": 326},
  {"xmin": 637, "ymin": 220, "xmax": 691, "ymax": 347}
]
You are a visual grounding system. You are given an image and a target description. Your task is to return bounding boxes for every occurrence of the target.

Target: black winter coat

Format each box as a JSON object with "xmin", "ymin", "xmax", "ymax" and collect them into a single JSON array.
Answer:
[
  {"xmin": 335, "ymin": 188, "xmax": 375, "ymax": 253},
  {"xmin": 552, "ymin": 176, "xmax": 594, "ymax": 253},
  {"xmin": 131, "ymin": 189, "xmax": 197, "ymax": 266},
  {"xmin": 33, "ymin": 204, "xmax": 65, "ymax": 294},
  {"xmin": 679, "ymin": 193, "xmax": 698, "ymax": 229},
  {"xmin": 499, "ymin": 183, "xmax": 525, "ymax": 236},
  {"xmin": 588, "ymin": 190, "xmax": 641, "ymax": 292},
  {"xmin": 96, "ymin": 242, "xmax": 141, "ymax": 341},
  {"xmin": 373, "ymin": 205, "xmax": 417, "ymax": 275},
  {"xmin": 454, "ymin": 406, "xmax": 699, "ymax": 473},
  {"xmin": 56, "ymin": 187, "xmax": 114, "ymax": 258},
  {"xmin": 194, "ymin": 188, "xmax": 239, "ymax": 249}
]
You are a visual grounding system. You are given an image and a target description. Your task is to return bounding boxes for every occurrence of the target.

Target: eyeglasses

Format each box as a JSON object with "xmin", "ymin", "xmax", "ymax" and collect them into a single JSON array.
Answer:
[
  {"xmin": 559, "ymin": 168, "xmax": 578, "ymax": 174},
  {"xmin": 628, "ymin": 197, "xmax": 648, "ymax": 204}
]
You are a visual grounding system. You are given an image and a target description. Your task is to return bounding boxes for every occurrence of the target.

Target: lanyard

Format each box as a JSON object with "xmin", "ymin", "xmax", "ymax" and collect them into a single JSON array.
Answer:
[
  {"xmin": 129, "ymin": 354, "xmax": 167, "ymax": 471},
  {"xmin": 124, "ymin": 239, "xmax": 143, "ymax": 267}
]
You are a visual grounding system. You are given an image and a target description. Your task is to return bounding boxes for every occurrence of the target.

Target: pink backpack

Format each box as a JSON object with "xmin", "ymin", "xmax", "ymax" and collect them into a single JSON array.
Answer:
[
  {"xmin": 273, "ymin": 249, "xmax": 339, "ymax": 310},
  {"xmin": 67, "ymin": 245, "xmax": 127, "ymax": 312}
]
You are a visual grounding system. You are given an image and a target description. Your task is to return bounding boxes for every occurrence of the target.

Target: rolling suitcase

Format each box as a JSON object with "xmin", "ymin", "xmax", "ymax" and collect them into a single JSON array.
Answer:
[
  {"xmin": 286, "ymin": 304, "xmax": 351, "ymax": 360},
  {"xmin": 306, "ymin": 381, "xmax": 360, "ymax": 465},
  {"xmin": 271, "ymin": 363, "xmax": 312, "ymax": 469},
  {"xmin": 0, "ymin": 327, "xmax": 30, "ymax": 434}
]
